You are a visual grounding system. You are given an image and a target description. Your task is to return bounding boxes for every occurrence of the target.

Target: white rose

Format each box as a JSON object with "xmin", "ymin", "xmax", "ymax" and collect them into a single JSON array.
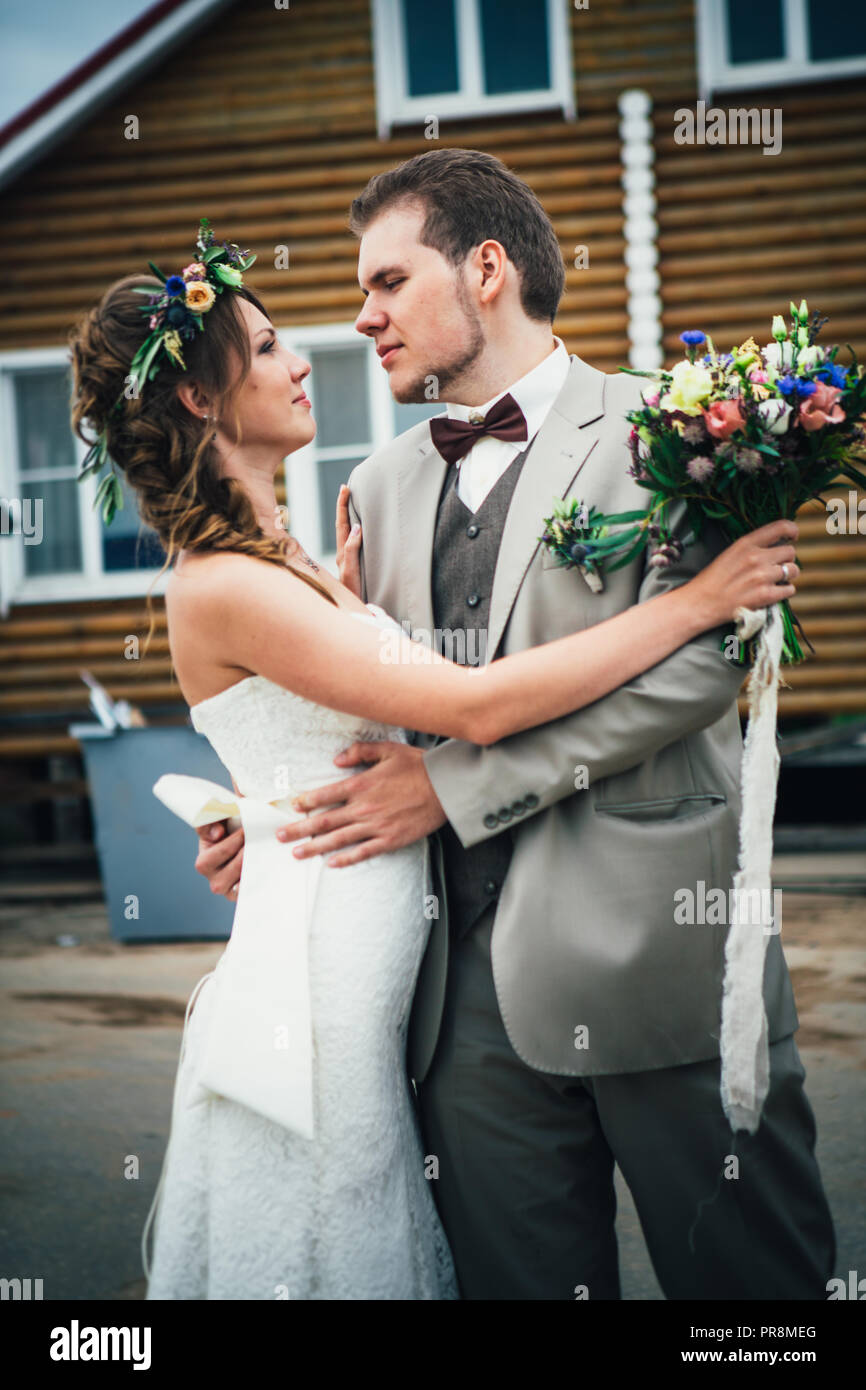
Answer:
[
  {"xmin": 763, "ymin": 341, "xmax": 794, "ymax": 371},
  {"xmin": 757, "ymin": 399, "xmax": 792, "ymax": 435},
  {"xmin": 795, "ymin": 345, "xmax": 823, "ymax": 370}
]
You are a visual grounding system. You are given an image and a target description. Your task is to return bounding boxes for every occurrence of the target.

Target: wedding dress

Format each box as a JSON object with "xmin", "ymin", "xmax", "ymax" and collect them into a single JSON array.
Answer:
[{"xmin": 143, "ymin": 604, "xmax": 459, "ymax": 1300}]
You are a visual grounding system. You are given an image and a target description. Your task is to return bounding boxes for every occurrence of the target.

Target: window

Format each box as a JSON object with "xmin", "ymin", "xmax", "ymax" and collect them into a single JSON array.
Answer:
[
  {"xmin": 282, "ymin": 325, "xmax": 441, "ymax": 563},
  {"xmin": 697, "ymin": 0, "xmax": 866, "ymax": 96},
  {"xmin": 0, "ymin": 349, "xmax": 165, "ymax": 607},
  {"xmin": 372, "ymin": 0, "xmax": 575, "ymax": 136}
]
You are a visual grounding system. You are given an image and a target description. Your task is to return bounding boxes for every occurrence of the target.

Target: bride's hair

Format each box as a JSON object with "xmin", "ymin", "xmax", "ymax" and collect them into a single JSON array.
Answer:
[{"xmin": 68, "ymin": 274, "xmax": 338, "ymax": 610}]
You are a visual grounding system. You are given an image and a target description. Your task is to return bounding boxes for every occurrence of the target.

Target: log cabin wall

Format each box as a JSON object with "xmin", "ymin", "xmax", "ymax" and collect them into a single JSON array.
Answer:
[{"xmin": 0, "ymin": 0, "xmax": 864, "ymax": 808}]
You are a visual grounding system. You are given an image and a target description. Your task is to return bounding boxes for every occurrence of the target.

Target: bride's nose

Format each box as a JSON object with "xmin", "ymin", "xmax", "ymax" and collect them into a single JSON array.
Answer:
[{"xmin": 287, "ymin": 352, "xmax": 311, "ymax": 383}]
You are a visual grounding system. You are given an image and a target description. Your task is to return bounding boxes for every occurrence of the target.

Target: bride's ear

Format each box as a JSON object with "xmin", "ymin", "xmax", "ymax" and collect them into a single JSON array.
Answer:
[{"xmin": 176, "ymin": 380, "xmax": 213, "ymax": 420}]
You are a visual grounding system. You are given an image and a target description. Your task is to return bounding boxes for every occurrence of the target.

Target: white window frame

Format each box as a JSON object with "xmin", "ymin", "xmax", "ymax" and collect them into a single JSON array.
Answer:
[
  {"xmin": 279, "ymin": 322, "xmax": 441, "ymax": 565},
  {"xmin": 372, "ymin": 0, "xmax": 575, "ymax": 137},
  {"xmin": 697, "ymin": 0, "xmax": 866, "ymax": 99},
  {"xmin": 0, "ymin": 346, "xmax": 167, "ymax": 607}
]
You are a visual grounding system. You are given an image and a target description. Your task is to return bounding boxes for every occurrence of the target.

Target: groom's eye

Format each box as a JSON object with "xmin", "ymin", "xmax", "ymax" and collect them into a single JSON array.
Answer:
[{"xmin": 384, "ymin": 279, "xmax": 405, "ymax": 292}]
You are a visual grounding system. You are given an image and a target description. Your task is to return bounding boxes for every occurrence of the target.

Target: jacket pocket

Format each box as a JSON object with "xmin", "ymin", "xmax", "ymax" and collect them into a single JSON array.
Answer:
[{"xmin": 594, "ymin": 792, "xmax": 726, "ymax": 823}]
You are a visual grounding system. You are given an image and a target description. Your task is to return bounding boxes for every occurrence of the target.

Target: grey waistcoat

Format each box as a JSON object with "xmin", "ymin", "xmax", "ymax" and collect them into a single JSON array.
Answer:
[{"xmin": 430, "ymin": 443, "xmax": 532, "ymax": 938}]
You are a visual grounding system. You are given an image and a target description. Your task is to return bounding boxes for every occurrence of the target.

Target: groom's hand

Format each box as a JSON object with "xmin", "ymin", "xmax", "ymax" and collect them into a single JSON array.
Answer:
[
  {"xmin": 276, "ymin": 741, "xmax": 446, "ymax": 866},
  {"xmin": 194, "ymin": 822, "xmax": 244, "ymax": 900}
]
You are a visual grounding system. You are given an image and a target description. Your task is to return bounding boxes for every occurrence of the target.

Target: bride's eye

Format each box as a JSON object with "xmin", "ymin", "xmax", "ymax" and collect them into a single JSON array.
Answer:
[{"xmin": 260, "ymin": 338, "xmax": 276, "ymax": 354}]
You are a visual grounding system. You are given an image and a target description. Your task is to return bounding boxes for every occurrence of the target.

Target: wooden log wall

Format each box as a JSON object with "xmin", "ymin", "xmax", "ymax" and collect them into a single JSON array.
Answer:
[{"xmin": 0, "ymin": 0, "xmax": 864, "ymax": 770}]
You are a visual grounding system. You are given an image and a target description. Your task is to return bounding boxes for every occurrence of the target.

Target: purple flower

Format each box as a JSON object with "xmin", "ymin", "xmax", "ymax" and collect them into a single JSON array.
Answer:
[
  {"xmin": 686, "ymin": 454, "xmax": 714, "ymax": 483},
  {"xmin": 682, "ymin": 420, "xmax": 707, "ymax": 445},
  {"xmin": 648, "ymin": 537, "xmax": 684, "ymax": 568},
  {"xmin": 680, "ymin": 330, "xmax": 707, "ymax": 347},
  {"xmin": 734, "ymin": 447, "xmax": 763, "ymax": 474},
  {"xmin": 164, "ymin": 275, "xmax": 186, "ymax": 297}
]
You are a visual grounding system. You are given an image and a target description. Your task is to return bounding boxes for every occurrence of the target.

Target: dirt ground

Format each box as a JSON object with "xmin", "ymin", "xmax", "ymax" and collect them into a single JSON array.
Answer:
[{"xmin": 0, "ymin": 872, "xmax": 863, "ymax": 1300}]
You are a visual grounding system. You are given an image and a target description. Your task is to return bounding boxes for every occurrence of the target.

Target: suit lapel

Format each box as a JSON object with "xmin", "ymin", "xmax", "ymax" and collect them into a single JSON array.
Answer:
[
  {"xmin": 396, "ymin": 433, "xmax": 448, "ymax": 638},
  {"xmin": 487, "ymin": 355, "xmax": 607, "ymax": 660}
]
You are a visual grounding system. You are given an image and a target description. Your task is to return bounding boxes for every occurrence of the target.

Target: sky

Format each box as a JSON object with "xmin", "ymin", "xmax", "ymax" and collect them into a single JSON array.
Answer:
[{"xmin": 0, "ymin": 0, "xmax": 156, "ymax": 128}]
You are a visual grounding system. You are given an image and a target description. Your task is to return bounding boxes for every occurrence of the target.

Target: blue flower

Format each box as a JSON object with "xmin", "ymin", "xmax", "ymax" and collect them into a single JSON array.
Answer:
[
  {"xmin": 816, "ymin": 364, "xmax": 848, "ymax": 390},
  {"xmin": 680, "ymin": 330, "xmax": 707, "ymax": 347},
  {"xmin": 778, "ymin": 374, "xmax": 817, "ymax": 397},
  {"xmin": 166, "ymin": 302, "xmax": 190, "ymax": 327},
  {"xmin": 164, "ymin": 275, "xmax": 186, "ymax": 297}
]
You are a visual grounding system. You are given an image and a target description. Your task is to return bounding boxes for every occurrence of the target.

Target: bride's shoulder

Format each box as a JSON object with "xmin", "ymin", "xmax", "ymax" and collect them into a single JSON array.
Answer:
[{"xmin": 166, "ymin": 550, "xmax": 283, "ymax": 615}]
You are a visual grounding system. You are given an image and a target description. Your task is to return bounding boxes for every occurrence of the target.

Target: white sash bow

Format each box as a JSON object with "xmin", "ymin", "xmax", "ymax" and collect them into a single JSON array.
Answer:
[{"xmin": 153, "ymin": 773, "xmax": 325, "ymax": 1140}]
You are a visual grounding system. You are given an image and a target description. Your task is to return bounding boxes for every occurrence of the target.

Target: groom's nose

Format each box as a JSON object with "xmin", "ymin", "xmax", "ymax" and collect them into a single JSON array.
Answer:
[{"xmin": 354, "ymin": 299, "xmax": 386, "ymax": 336}]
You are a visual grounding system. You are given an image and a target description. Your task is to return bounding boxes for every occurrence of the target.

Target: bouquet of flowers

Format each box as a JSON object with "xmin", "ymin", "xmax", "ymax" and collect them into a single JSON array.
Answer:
[
  {"xmin": 541, "ymin": 303, "xmax": 865, "ymax": 1135},
  {"xmin": 541, "ymin": 302, "xmax": 866, "ymax": 666}
]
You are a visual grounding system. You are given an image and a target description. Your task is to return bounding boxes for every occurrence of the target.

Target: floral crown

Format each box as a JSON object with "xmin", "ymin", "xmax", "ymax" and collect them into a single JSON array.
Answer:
[{"xmin": 77, "ymin": 217, "xmax": 257, "ymax": 525}]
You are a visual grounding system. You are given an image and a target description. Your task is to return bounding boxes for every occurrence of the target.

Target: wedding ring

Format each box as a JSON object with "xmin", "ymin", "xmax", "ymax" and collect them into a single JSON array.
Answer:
[{"xmin": 781, "ymin": 563, "xmax": 789, "ymax": 582}]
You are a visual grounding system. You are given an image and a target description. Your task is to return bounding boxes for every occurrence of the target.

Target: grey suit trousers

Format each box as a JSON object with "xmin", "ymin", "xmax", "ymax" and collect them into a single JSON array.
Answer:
[{"xmin": 417, "ymin": 906, "xmax": 836, "ymax": 1301}]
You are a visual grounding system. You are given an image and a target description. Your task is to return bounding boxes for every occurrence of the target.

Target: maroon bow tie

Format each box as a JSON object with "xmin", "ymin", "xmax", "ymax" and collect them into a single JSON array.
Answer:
[{"xmin": 429, "ymin": 392, "xmax": 528, "ymax": 466}]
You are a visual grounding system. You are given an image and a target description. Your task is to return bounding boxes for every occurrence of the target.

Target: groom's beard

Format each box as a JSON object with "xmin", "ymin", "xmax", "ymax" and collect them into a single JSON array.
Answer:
[{"xmin": 392, "ymin": 288, "xmax": 485, "ymax": 405}]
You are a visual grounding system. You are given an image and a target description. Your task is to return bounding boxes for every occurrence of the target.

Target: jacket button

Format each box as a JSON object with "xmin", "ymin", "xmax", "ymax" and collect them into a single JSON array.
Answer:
[
  {"xmin": 511, "ymin": 800, "xmax": 526, "ymax": 815},
  {"xmin": 524, "ymin": 793, "xmax": 539, "ymax": 808},
  {"xmin": 483, "ymin": 813, "xmax": 498, "ymax": 829},
  {"xmin": 466, "ymin": 593, "xmax": 480, "ymax": 608},
  {"xmin": 466, "ymin": 523, "xmax": 480, "ymax": 538},
  {"xmin": 484, "ymin": 879, "xmax": 498, "ymax": 896},
  {"xmin": 497, "ymin": 807, "xmax": 513, "ymax": 823}
]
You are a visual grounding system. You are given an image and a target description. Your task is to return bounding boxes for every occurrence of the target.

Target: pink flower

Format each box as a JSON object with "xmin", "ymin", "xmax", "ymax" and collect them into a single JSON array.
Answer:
[
  {"xmin": 799, "ymin": 381, "xmax": 846, "ymax": 433},
  {"xmin": 748, "ymin": 368, "xmax": 769, "ymax": 385},
  {"xmin": 703, "ymin": 398, "xmax": 745, "ymax": 439},
  {"xmin": 149, "ymin": 315, "xmax": 159, "ymax": 328}
]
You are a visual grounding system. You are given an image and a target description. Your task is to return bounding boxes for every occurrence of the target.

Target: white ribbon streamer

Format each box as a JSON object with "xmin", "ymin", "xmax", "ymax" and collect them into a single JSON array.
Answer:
[
  {"xmin": 719, "ymin": 603, "xmax": 784, "ymax": 1134},
  {"xmin": 152, "ymin": 774, "xmax": 324, "ymax": 1140}
]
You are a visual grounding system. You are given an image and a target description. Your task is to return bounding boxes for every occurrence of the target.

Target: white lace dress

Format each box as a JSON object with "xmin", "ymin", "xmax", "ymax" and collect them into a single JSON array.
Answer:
[{"xmin": 144, "ymin": 605, "xmax": 458, "ymax": 1300}]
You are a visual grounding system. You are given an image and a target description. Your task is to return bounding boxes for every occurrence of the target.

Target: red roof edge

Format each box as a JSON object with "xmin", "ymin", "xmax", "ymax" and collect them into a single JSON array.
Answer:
[{"xmin": 0, "ymin": 0, "xmax": 199, "ymax": 149}]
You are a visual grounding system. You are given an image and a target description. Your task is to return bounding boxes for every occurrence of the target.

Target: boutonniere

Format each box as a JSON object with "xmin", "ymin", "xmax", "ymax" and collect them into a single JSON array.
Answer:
[{"xmin": 539, "ymin": 497, "xmax": 649, "ymax": 593}]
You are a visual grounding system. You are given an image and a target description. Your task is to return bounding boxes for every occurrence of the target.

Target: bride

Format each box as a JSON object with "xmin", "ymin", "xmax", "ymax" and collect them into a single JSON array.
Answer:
[{"xmin": 69, "ymin": 230, "xmax": 799, "ymax": 1301}]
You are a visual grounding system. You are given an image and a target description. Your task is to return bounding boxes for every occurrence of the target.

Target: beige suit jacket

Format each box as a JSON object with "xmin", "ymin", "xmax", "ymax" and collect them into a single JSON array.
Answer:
[{"xmin": 347, "ymin": 355, "xmax": 798, "ymax": 1083}]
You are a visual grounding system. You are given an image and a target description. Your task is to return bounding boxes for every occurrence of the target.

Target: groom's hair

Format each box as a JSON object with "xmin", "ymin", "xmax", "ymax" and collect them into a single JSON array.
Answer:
[{"xmin": 349, "ymin": 148, "xmax": 565, "ymax": 323}]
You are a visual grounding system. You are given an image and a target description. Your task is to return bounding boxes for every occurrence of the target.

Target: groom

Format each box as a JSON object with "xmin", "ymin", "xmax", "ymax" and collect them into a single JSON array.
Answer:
[{"xmin": 196, "ymin": 149, "xmax": 834, "ymax": 1300}]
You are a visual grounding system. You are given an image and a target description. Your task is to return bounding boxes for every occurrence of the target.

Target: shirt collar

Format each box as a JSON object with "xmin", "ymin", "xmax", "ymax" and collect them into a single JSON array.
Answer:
[{"xmin": 445, "ymin": 336, "xmax": 570, "ymax": 441}]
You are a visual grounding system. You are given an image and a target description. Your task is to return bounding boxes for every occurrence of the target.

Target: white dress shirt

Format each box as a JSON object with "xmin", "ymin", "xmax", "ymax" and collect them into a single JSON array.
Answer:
[{"xmin": 445, "ymin": 336, "xmax": 571, "ymax": 513}]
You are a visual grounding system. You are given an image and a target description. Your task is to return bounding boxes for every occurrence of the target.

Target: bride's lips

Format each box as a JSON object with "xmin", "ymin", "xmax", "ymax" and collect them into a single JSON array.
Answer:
[{"xmin": 293, "ymin": 392, "xmax": 312, "ymax": 408}]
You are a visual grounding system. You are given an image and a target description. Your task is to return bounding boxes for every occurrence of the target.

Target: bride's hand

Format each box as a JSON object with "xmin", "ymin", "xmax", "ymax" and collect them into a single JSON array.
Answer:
[
  {"xmin": 689, "ymin": 518, "xmax": 800, "ymax": 626},
  {"xmin": 335, "ymin": 484, "xmax": 363, "ymax": 599}
]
